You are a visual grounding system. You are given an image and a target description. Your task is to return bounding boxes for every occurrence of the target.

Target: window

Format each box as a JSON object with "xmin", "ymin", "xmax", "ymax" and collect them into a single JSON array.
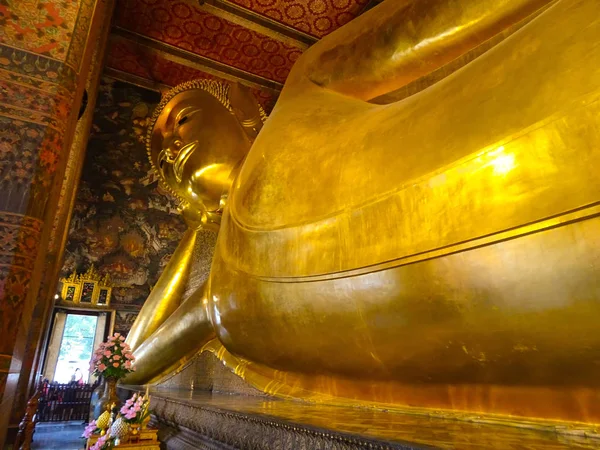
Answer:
[{"xmin": 53, "ymin": 314, "xmax": 98, "ymax": 384}]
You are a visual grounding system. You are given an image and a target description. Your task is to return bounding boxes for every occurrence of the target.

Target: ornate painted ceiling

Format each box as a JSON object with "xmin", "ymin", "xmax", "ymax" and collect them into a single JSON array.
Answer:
[{"xmin": 105, "ymin": 0, "xmax": 382, "ymax": 111}]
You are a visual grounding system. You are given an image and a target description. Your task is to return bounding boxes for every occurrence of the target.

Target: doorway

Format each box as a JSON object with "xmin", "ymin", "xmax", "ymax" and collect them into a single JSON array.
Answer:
[
  {"xmin": 43, "ymin": 309, "xmax": 112, "ymax": 383},
  {"xmin": 54, "ymin": 313, "xmax": 98, "ymax": 384}
]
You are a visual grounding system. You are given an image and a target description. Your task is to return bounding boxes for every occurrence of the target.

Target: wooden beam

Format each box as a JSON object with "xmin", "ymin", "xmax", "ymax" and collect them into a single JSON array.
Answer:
[
  {"xmin": 103, "ymin": 67, "xmax": 172, "ymax": 93},
  {"xmin": 359, "ymin": 0, "xmax": 385, "ymax": 15},
  {"xmin": 198, "ymin": 0, "xmax": 316, "ymax": 49},
  {"xmin": 110, "ymin": 27, "xmax": 283, "ymax": 93}
]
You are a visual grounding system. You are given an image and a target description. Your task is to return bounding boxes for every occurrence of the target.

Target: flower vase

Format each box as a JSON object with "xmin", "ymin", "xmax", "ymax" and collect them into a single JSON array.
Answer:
[
  {"xmin": 90, "ymin": 377, "xmax": 105, "ymax": 419},
  {"xmin": 110, "ymin": 416, "xmax": 130, "ymax": 443},
  {"xmin": 97, "ymin": 377, "xmax": 120, "ymax": 415},
  {"xmin": 129, "ymin": 423, "xmax": 141, "ymax": 443},
  {"xmin": 96, "ymin": 410, "xmax": 111, "ymax": 435}
]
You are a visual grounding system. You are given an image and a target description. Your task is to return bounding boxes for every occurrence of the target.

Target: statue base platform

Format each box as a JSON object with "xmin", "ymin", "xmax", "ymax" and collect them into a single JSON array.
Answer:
[
  {"xmin": 119, "ymin": 352, "xmax": 600, "ymax": 449},
  {"xmin": 118, "ymin": 387, "xmax": 599, "ymax": 450}
]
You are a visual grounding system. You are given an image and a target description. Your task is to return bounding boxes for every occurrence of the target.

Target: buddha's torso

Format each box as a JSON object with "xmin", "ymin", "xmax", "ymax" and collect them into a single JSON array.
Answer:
[
  {"xmin": 127, "ymin": 0, "xmax": 600, "ymax": 424},
  {"xmin": 205, "ymin": 1, "xmax": 600, "ymax": 401},
  {"xmin": 221, "ymin": 0, "xmax": 600, "ymax": 280}
]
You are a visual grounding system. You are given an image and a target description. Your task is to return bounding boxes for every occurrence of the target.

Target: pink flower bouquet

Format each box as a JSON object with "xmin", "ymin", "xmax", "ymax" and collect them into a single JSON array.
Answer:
[
  {"xmin": 89, "ymin": 434, "xmax": 114, "ymax": 450},
  {"xmin": 82, "ymin": 421, "xmax": 115, "ymax": 449},
  {"xmin": 82, "ymin": 420, "xmax": 98, "ymax": 439},
  {"xmin": 120, "ymin": 392, "xmax": 151, "ymax": 424},
  {"xmin": 90, "ymin": 333, "xmax": 135, "ymax": 380}
]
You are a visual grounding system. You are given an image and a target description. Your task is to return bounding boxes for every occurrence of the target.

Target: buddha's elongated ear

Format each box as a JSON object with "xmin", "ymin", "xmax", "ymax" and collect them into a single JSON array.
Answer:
[{"xmin": 229, "ymin": 82, "xmax": 267, "ymax": 142}]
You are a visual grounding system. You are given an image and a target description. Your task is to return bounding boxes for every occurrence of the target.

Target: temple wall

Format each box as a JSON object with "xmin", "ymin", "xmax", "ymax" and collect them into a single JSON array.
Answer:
[
  {"xmin": 58, "ymin": 78, "xmax": 183, "ymax": 334},
  {"xmin": 0, "ymin": 0, "xmax": 115, "ymax": 442}
]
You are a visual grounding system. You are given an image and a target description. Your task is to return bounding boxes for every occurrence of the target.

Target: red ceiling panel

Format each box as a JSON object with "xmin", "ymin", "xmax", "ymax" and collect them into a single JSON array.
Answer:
[
  {"xmin": 115, "ymin": 0, "xmax": 303, "ymax": 83},
  {"xmin": 229, "ymin": 0, "xmax": 369, "ymax": 37},
  {"xmin": 106, "ymin": 39, "xmax": 278, "ymax": 112},
  {"xmin": 107, "ymin": 40, "xmax": 216, "ymax": 86}
]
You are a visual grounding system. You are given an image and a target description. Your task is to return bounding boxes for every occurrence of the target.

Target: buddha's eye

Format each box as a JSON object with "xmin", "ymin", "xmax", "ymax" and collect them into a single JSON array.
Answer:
[{"xmin": 178, "ymin": 116, "xmax": 188, "ymax": 126}]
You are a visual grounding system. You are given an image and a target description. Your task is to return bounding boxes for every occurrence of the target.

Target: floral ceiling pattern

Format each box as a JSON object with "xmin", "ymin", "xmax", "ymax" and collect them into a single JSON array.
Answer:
[
  {"xmin": 0, "ymin": 0, "xmax": 79, "ymax": 60},
  {"xmin": 105, "ymin": 0, "xmax": 370, "ymax": 103},
  {"xmin": 107, "ymin": 40, "xmax": 215, "ymax": 87},
  {"xmin": 114, "ymin": 0, "xmax": 302, "ymax": 84},
  {"xmin": 106, "ymin": 39, "xmax": 277, "ymax": 112},
  {"xmin": 230, "ymin": 0, "xmax": 369, "ymax": 37}
]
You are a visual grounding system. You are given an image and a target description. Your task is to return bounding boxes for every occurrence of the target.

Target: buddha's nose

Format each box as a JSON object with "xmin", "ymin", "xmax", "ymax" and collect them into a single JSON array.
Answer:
[
  {"xmin": 170, "ymin": 139, "xmax": 184, "ymax": 156},
  {"xmin": 158, "ymin": 137, "xmax": 185, "ymax": 171},
  {"xmin": 164, "ymin": 139, "xmax": 184, "ymax": 161}
]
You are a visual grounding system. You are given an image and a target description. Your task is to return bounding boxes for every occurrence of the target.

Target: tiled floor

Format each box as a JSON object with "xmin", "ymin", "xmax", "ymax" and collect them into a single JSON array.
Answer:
[{"xmin": 31, "ymin": 421, "xmax": 86, "ymax": 450}]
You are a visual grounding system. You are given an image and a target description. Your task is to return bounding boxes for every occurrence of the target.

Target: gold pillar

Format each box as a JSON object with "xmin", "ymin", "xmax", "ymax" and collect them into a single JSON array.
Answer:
[{"xmin": 0, "ymin": 0, "xmax": 115, "ymax": 444}]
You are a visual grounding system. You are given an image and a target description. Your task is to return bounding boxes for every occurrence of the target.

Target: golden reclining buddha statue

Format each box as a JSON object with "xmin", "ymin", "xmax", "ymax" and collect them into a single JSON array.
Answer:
[{"xmin": 124, "ymin": 0, "xmax": 600, "ymax": 427}]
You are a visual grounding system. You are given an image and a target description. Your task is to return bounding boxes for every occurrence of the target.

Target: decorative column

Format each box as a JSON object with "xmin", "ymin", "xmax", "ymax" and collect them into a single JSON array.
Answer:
[{"xmin": 0, "ymin": 0, "xmax": 115, "ymax": 444}]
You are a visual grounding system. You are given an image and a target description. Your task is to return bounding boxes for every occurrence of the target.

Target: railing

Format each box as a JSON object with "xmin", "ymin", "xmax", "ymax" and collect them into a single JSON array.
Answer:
[
  {"xmin": 14, "ymin": 379, "xmax": 43, "ymax": 450},
  {"xmin": 37, "ymin": 382, "xmax": 95, "ymax": 422}
]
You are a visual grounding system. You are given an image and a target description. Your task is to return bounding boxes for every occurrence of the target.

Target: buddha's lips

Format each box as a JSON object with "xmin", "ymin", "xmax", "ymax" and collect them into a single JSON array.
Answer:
[{"xmin": 174, "ymin": 141, "xmax": 197, "ymax": 183}]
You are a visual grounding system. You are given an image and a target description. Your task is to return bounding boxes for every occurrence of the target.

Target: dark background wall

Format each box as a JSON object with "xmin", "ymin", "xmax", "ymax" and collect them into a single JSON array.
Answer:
[{"xmin": 60, "ymin": 77, "xmax": 187, "ymax": 335}]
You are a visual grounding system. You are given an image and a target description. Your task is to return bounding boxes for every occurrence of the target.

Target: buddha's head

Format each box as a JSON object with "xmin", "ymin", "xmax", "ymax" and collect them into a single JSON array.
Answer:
[{"xmin": 147, "ymin": 80, "xmax": 254, "ymax": 228}]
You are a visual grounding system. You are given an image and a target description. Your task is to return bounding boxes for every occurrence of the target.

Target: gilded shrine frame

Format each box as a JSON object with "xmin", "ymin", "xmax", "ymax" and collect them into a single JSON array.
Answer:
[{"xmin": 59, "ymin": 266, "xmax": 112, "ymax": 308}]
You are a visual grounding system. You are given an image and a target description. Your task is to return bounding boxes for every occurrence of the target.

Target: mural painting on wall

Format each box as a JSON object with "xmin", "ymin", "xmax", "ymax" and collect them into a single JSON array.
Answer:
[
  {"xmin": 61, "ymin": 77, "xmax": 186, "ymax": 317},
  {"xmin": 114, "ymin": 310, "xmax": 139, "ymax": 336}
]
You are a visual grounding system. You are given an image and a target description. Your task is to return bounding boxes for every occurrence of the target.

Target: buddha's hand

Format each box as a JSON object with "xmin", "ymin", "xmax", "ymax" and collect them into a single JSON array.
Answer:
[
  {"xmin": 181, "ymin": 205, "xmax": 221, "ymax": 232},
  {"xmin": 303, "ymin": 0, "xmax": 553, "ymax": 101}
]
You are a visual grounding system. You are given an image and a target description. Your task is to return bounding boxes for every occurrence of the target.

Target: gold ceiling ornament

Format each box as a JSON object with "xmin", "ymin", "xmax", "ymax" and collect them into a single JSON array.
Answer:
[{"xmin": 59, "ymin": 265, "xmax": 112, "ymax": 307}]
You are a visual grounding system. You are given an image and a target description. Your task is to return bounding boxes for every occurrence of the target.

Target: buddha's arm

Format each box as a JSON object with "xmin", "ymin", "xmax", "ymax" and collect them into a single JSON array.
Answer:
[
  {"xmin": 299, "ymin": 0, "xmax": 554, "ymax": 101},
  {"xmin": 123, "ymin": 283, "xmax": 215, "ymax": 385},
  {"xmin": 126, "ymin": 227, "xmax": 199, "ymax": 351}
]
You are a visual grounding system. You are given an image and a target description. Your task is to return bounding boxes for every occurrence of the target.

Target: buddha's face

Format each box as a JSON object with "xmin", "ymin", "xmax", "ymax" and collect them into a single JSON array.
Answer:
[{"xmin": 149, "ymin": 88, "xmax": 251, "ymax": 214}]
